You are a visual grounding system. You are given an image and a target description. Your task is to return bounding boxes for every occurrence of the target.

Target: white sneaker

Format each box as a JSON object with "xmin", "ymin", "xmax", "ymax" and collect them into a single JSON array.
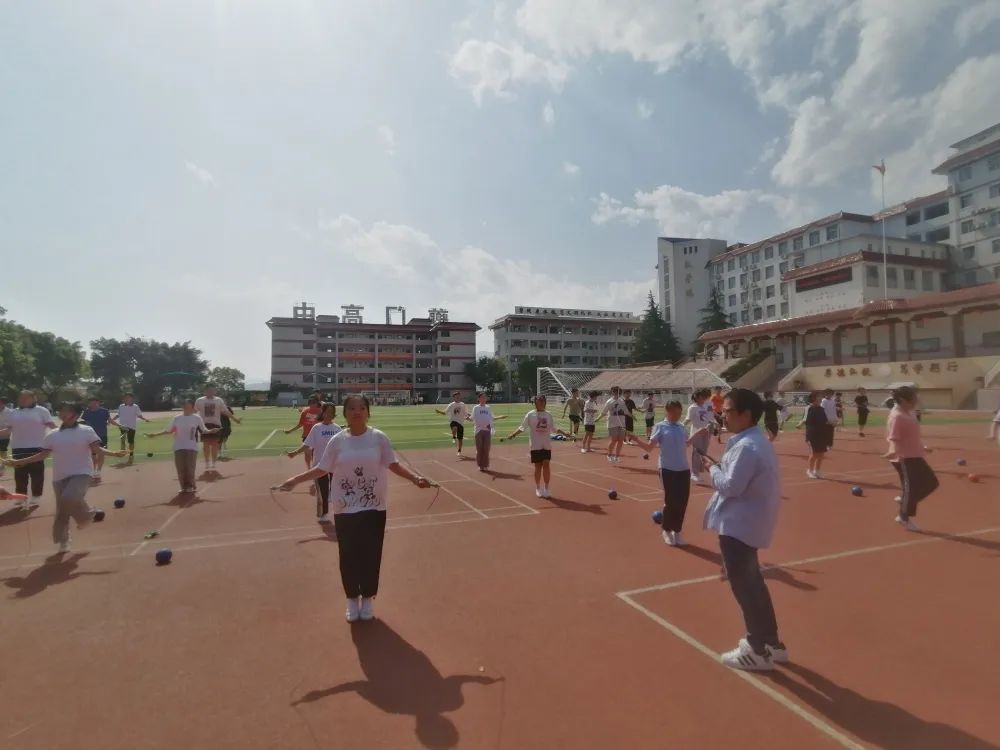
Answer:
[
  {"xmin": 318, "ymin": 514, "xmax": 331, "ymax": 524},
  {"xmin": 13, "ymin": 499, "xmax": 27, "ymax": 510},
  {"xmin": 691, "ymin": 474, "xmax": 700, "ymax": 483},
  {"xmin": 895, "ymin": 515, "xmax": 920, "ymax": 531},
  {"xmin": 27, "ymin": 497, "xmax": 40, "ymax": 509},
  {"xmin": 606, "ymin": 455, "xmax": 614, "ymax": 463},
  {"xmin": 721, "ymin": 639, "xmax": 774, "ymax": 671},
  {"xmin": 359, "ymin": 597, "xmax": 375, "ymax": 621},
  {"xmin": 58, "ymin": 541, "xmax": 71, "ymax": 553},
  {"xmin": 345, "ymin": 598, "xmax": 360, "ymax": 622},
  {"xmin": 535, "ymin": 488, "xmax": 544, "ymax": 498},
  {"xmin": 894, "ymin": 495, "xmax": 902, "ymax": 504},
  {"xmin": 672, "ymin": 532, "xmax": 687, "ymax": 547},
  {"xmin": 580, "ymin": 448, "xmax": 587, "ymax": 454},
  {"xmin": 815, "ymin": 471, "xmax": 823, "ymax": 479},
  {"xmin": 662, "ymin": 530, "xmax": 676, "ymax": 546},
  {"xmin": 806, "ymin": 470, "xmax": 817, "ymax": 479},
  {"xmin": 765, "ymin": 643, "xmax": 790, "ymax": 664},
  {"xmin": 540, "ymin": 487, "xmax": 551, "ymax": 499}
]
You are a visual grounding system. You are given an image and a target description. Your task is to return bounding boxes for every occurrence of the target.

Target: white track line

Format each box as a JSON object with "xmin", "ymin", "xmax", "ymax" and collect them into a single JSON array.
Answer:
[
  {"xmin": 434, "ymin": 482, "xmax": 489, "ymax": 519},
  {"xmin": 492, "ymin": 455, "xmax": 643, "ymax": 502},
  {"xmin": 616, "ymin": 593, "xmax": 866, "ymax": 750},
  {"xmin": 255, "ymin": 429, "xmax": 279, "ymax": 450},
  {"xmin": 431, "ymin": 460, "xmax": 541, "ymax": 515}
]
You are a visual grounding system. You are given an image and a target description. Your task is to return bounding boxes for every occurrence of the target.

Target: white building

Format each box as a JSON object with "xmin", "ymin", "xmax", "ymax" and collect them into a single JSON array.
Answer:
[
  {"xmin": 656, "ymin": 237, "xmax": 728, "ymax": 351},
  {"xmin": 490, "ymin": 306, "xmax": 640, "ymax": 370}
]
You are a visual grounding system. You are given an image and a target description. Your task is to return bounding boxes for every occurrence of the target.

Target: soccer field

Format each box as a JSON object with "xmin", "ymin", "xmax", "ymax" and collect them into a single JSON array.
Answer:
[{"xmin": 125, "ymin": 404, "xmax": 985, "ymax": 462}]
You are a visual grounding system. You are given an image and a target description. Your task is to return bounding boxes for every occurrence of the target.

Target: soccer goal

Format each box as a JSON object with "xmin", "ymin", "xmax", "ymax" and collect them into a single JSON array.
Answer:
[{"xmin": 536, "ymin": 367, "xmax": 729, "ymax": 403}]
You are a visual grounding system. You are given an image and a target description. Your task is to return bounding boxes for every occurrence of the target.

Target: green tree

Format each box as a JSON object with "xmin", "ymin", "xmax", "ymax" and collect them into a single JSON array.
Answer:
[
  {"xmin": 632, "ymin": 292, "xmax": 671, "ymax": 363},
  {"xmin": 208, "ymin": 366, "xmax": 246, "ymax": 397},
  {"xmin": 0, "ymin": 313, "xmax": 84, "ymax": 398},
  {"xmin": 513, "ymin": 357, "xmax": 551, "ymax": 397},
  {"xmin": 463, "ymin": 356, "xmax": 507, "ymax": 395},
  {"xmin": 90, "ymin": 337, "xmax": 209, "ymax": 408},
  {"xmin": 698, "ymin": 289, "xmax": 729, "ymax": 336}
]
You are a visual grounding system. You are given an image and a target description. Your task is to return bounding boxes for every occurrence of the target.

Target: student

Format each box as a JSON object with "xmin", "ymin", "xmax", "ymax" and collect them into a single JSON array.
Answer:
[
  {"xmin": 988, "ymin": 407, "xmax": 1000, "ymax": 447},
  {"xmin": 820, "ymin": 389, "xmax": 838, "ymax": 450},
  {"xmin": 710, "ymin": 386, "xmax": 726, "ymax": 443},
  {"xmin": 218, "ymin": 408, "xmax": 233, "ymax": 460},
  {"xmin": 635, "ymin": 401, "xmax": 705, "ymax": 547},
  {"xmin": 196, "ymin": 384, "xmax": 241, "ymax": 471},
  {"xmin": 702, "ymin": 389, "xmax": 786, "ymax": 671},
  {"xmin": 775, "ymin": 392, "xmax": 791, "ymax": 430},
  {"xmin": 435, "ymin": 391, "xmax": 469, "ymax": 458},
  {"xmin": 114, "ymin": 393, "xmax": 150, "ymax": 463},
  {"xmin": 854, "ymin": 387, "xmax": 870, "ymax": 437},
  {"xmin": 277, "ymin": 395, "xmax": 432, "ymax": 623},
  {"xmin": 562, "ymin": 388, "xmax": 585, "ymax": 437},
  {"xmin": 599, "ymin": 386, "xmax": 628, "ymax": 463},
  {"xmin": 3, "ymin": 403, "xmax": 126, "ymax": 552},
  {"xmin": 641, "ymin": 392, "xmax": 657, "ymax": 439},
  {"xmin": 0, "ymin": 397, "xmax": 12, "ymax": 477},
  {"xmin": 580, "ymin": 391, "xmax": 602, "ymax": 454},
  {"xmin": 684, "ymin": 389, "xmax": 714, "ymax": 483},
  {"xmin": 146, "ymin": 398, "xmax": 216, "ymax": 494},
  {"xmin": 798, "ymin": 391, "xmax": 829, "ymax": 479},
  {"xmin": 287, "ymin": 403, "xmax": 342, "ymax": 522},
  {"xmin": 883, "ymin": 386, "xmax": 939, "ymax": 532},
  {"xmin": 0, "ymin": 390, "xmax": 57, "ymax": 509},
  {"xmin": 470, "ymin": 392, "xmax": 506, "ymax": 472},
  {"xmin": 834, "ymin": 392, "xmax": 845, "ymax": 431},
  {"xmin": 761, "ymin": 392, "xmax": 782, "ymax": 442},
  {"xmin": 284, "ymin": 395, "xmax": 323, "ymax": 469},
  {"xmin": 506, "ymin": 395, "xmax": 570, "ymax": 498},
  {"xmin": 80, "ymin": 397, "xmax": 115, "ymax": 480},
  {"xmin": 623, "ymin": 390, "xmax": 638, "ymax": 444}
]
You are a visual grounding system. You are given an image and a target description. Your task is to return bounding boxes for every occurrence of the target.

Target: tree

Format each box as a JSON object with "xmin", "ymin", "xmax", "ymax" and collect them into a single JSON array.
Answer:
[
  {"xmin": 463, "ymin": 356, "xmax": 507, "ymax": 395},
  {"xmin": 632, "ymin": 292, "xmax": 684, "ymax": 364},
  {"xmin": 513, "ymin": 357, "xmax": 551, "ymax": 397},
  {"xmin": 698, "ymin": 289, "xmax": 729, "ymax": 336},
  {"xmin": 90, "ymin": 337, "xmax": 210, "ymax": 408},
  {"xmin": 0, "ymin": 314, "xmax": 84, "ymax": 398},
  {"xmin": 208, "ymin": 366, "xmax": 246, "ymax": 397}
]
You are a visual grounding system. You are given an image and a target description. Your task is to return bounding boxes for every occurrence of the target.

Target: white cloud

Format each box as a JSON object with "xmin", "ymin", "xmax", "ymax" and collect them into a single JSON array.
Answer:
[
  {"xmin": 184, "ymin": 160, "xmax": 216, "ymax": 187},
  {"xmin": 448, "ymin": 39, "xmax": 570, "ymax": 104},
  {"xmin": 562, "ymin": 161, "xmax": 580, "ymax": 176},
  {"xmin": 954, "ymin": 0, "xmax": 1000, "ymax": 44},
  {"xmin": 318, "ymin": 215, "xmax": 651, "ymax": 334},
  {"xmin": 636, "ymin": 99, "xmax": 653, "ymax": 120},
  {"xmin": 377, "ymin": 125, "xmax": 396, "ymax": 156},
  {"xmin": 542, "ymin": 100, "xmax": 555, "ymax": 126},
  {"xmin": 592, "ymin": 185, "xmax": 812, "ymax": 239}
]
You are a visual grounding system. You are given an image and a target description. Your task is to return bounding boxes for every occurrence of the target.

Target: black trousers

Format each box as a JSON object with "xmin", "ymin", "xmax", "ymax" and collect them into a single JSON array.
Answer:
[
  {"xmin": 333, "ymin": 510, "xmax": 387, "ymax": 598},
  {"xmin": 719, "ymin": 535, "xmax": 780, "ymax": 654},
  {"xmin": 825, "ymin": 424, "xmax": 835, "ymax": 448},
  {"xmin": 890, "ymin": 458, "xmax": 939, "ymax": 518},
  {"xmin": 12, "ymin": 447, "xmax": 45, "ymax": 496},
  {"xmin": 315, "ymin": 474, "xmax": 330, "ymax": 516},
  {"xmin": 659, "ymin": 468, "xmax": 691, "ymax": 532},
  {"xmin": 857, "ymin": 409, "xmax": 869, "ymax": 428}
]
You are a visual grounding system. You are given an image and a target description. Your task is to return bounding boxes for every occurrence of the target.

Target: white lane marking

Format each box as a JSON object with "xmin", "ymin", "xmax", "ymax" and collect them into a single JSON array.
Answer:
[{"xmin": 255, "ymin": 429, "xmax": 279, "ymax": 450}]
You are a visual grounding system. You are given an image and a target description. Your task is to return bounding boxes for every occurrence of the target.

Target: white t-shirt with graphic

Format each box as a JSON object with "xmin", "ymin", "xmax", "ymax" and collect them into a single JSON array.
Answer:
[
  {"xmin": 315, "ymin": 428, "xmax": 397, "ymax": 514},
  {"xmin": 821, "ymin": 397, "xmax": 838, "ymax": 423},
  {"xmin": 168, "ymin": 414, "xmax": 206, "ymax": 451},
  {"xmin": 41, "ymin": 424, "xmax": 100, "ymax": 481},
  {"xmin": 520, "ymin": 410, "xmax": 555, "ymax": 451},
  {"xmin": 600, "ymin": 398, "xmax": 628, "ymax": 429},
  {"xmin": 471, "ymin": 405, "xmax": 495, "ymax": 434},
  {"xmin": 303, "ymin": 422, "xmax": 343, "ymax": 468},
  {"xmin": 116, "ymin": 403, "xmax": 143, "ymax": 430},
  {"xmin": 195, "ymin": 396, "xmax": 229, "ymax": 427},
  {"xmin": 8, "ymin": 406, "xmax": 55, "ymax": 449},
  {"xmin": 444, "ymin": 401, "xmax": 468, "ymax": 424},
  {"xmin": 641, "ymin": 396, "xmax": 656, "ymax": 418},
  {"xmin": 583, "ymin": 399, "xmax": 599, "ymax": 426},
  {"xmin": 687, "ymin": 402, "xmax": 714, "ymax": 435}
]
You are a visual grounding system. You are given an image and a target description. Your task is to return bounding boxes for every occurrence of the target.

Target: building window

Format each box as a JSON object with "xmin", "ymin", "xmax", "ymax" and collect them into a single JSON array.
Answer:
[
  {"xmin": 752, "ymin": 269, "xmax": 761, "ymax": 282},
  {"xmin": 440, "ymin": 358, "xmax": 451, "ymax": 367},
  {"xmin": 301, "ymin": 357, "xmax": 314, "ymax": 366},
  {"xmin": 907, "ymin": 233, "xmax": 922, "ymax": 241},
  {"xmin": 740, "ymin": 273, "xmax": 748, "ymax": 287},
  {"xmin": 740, "ymin": 292, "xmax": 748, "ymax": 304},
  {"xmin": 302, "ymin": 341, "xmax": 314, "ymax": 349},
  {"xmin": 728, "ymin": 313, "xmax": 737, "ymax": 324},
  {"xmin": 804, "ymin": 348, "xmax": 827, "ymax": 362},
  {"xmin": 753, "ymin": 307, "xmax": 763, "ymax": 321},
  {"xmin": 438, "ymin": 330, "xmax": 451, "ymax": 337},
  {"xmin": 886, "ymin": 267, "xmax": 898, "ymax": 288},
  {"xmin": 440, "ymin": 374, "xmax": 451, "ymax": 382},
  {"xmin": 989, "ymin": 155, "xmax": 1000, "ymax": 171},
  {"xmin": 739, "ymin": 256, "xmax": 749, "ymax": 270},
  {"xmin": 826, "ymin": 224, "xmax": 839, "ymax": 240},
  {"xmin": 924, "ymin": 202, "xmax": 949, "ymax": 220},
  {"xmin": 728, "ymin": 294, "xmax": 737, "ymax": 307},
  {"xmin": 778, "ymin": 241, "xmax": 788, "ymax": 256},
  {"xmin": 904, "ymin": 269, "xmax": 915, "ymax": 289},
  {"xmin": 992, "ymin": 210, "xmax": 1000, "ymax": 227},
  {"xmin": 780, "ymin": 283, "xmax": 788, "ymax": 297},
  {"xmin": 764, "ymin": 246, "xmax": 774, "ymax": 259},
  {"xmin": 995, "ymin": 267, "xmax": 1000, "ymax": 280},
  {"xmin": 962, "ymin": 245, "xmax": 976, "ymax": 260},
  {"xmin": 794, "ymin": 256, "xmax": 805, "ymax": 269},
  {"xmin": 964, "ymin": 270, "xmax": 977, "ymax": 286},
  {"xmin": 960, "ymin": 192, "xmax": 975, "ymax": 209},
  {"xmin": 766, "ymin": 285, "xmax": 775, "ymax": 298},
  {"xmin": 752, "ymin": 288, "xmax": 762, "ymax": 301},
  {"xmin": 958, "ymin": 165, "xmax": 972, "ymax": 181},
  {"xmin": 751, "ymin": 250, "xmax": 760, "ymax": 263},
  {"xmin": 808, "ymin": 230, "xmax": 820, "ymax": 246},
  {"xmin": 765, "ymin": 265, "xmax": 774, "ymax": 279},
  {"xmin": 926, "ymin": 226, "xmax": 950, "ymax": 242},
  {"xmin": 852, "ymin": 344, "xmax": 878, "ymax": 357},
  {"xmin": 727, "ymin": 259, "xmax": 735, "ymax": 271},
  {"xmin": 439, "ymin": 344, "xmax": 451, "ymax": 352},
  {"xmin": 991, "ymin": 183, "xmax": 1000, "ymax": 198},
  {"xmin": 961, "ymin": 220, "xmax": 975, "ymax": 234},
  {"xmin": 866, "ymin": 265, "xmax": 880, "ymax": 287},
  {"xmin": 779, "ymin": 261, "xmax": 788, "ymax": 274},
  {"xmin": 740, "ymin": 311, "xmax": 749, "ymax": 324},
  {"xmin": 727, "ymin": 276, "xmax": 736, "ymax": 289},
  {"xmin": 905, "ymin": 211, "xmax": 921, "ymax": 226},
  {"xmin": 766, "ymin": 304, "xmax": 775, "ymax": 317},
  {"xmin": 793, "ymin": 236, "xmax": 803, "ymax": 251},
  {"xmin": 911, "ymin": 337, "xmax": 940, "ymax": 353},
  {"xmin": 993, "ymin": 239, "xmax": 1000, "ymax": 254},
  {"xmin": 921, "ymin": 269, "xmax": 933, "ymax": 290},
  {"xmin": 780, "ymin": 302, "xmax": 789, "ymax": 316}
]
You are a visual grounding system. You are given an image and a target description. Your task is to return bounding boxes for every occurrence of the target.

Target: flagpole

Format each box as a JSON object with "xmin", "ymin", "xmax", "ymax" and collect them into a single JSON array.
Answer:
[{"xmin": 881, "ymin": 167, "xmax": 887, "ymax": 300}]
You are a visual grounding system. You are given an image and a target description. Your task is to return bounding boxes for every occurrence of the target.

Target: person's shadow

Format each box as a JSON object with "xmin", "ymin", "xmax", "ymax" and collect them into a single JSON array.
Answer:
[
  {"xmin": 485, "ymin": 470, "xmax": 522, "ymax": 481},
  {"xmin": 766, "ymin": 663, "xmax": 999, "ymax": 749},
  {"xmin": 296, "ymin": 524, "xmax": 338, "ymax": 544},
  {"xmin": 916, "ymin": 529, "xmax": 1000, "ymax": 556},
  {"xmin": 678, "ymin": 545, "xmax": 818, "ymax": 589},
  {"xmin": 543, "ymin": 495, "xmax": 608, "ymax": 515},
  {"xmin": 291, "ymin": 620, "xmax": 501, "ymax": 748},
  {"xmin": 1, "ymin": 552, "xmax": 114, "ymax": 599}
]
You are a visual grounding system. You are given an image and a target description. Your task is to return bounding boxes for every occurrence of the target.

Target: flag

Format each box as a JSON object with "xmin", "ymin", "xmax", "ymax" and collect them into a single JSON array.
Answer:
[{"xmin": 872, "ymin": 159, "xmax": 886, "ymax": 175}]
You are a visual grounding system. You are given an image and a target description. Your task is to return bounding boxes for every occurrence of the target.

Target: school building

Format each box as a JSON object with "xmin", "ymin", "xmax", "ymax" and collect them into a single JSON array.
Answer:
[{"xmin": 266, "ymin": 303, "xmax": 479, "ymax": 403}]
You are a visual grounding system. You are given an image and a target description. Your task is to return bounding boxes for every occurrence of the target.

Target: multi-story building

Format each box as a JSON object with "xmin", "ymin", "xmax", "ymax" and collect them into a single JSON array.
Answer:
[
  {"xmin": 267, "ymin": 303, "xmax": 478, "ymax": 403},
  {"xmin": 656, "ymin": 237, "xmax": 728, "ymax": 350},
  {"xmin": 490, "ymin": 306, "xmax": 640, "ymax": 370}
]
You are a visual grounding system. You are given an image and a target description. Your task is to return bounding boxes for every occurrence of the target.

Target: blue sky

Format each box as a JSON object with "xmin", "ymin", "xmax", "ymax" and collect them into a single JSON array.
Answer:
[{"xmin": 3, "ymin": 0, "xmax": 999, "ymax": 380}]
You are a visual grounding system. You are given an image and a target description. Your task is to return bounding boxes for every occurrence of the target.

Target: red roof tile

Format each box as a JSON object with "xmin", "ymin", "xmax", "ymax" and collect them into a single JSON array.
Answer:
[
  {"xmin": 932, "ymin": 139, "xmax": 1000, "ymax": 174},
  {"xmin": 782, "ymin": 251, "xmax": 948, "ymax": 282}
]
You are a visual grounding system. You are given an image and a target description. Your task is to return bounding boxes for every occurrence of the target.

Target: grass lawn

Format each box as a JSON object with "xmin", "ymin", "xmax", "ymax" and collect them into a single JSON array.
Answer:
[{"xmin": 122, "ymin": 404, "xmax": 987, "ymax": 463}]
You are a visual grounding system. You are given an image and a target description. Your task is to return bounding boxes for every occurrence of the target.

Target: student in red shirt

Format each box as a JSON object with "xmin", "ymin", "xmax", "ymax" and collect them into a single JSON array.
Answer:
[
  {"xmin": 284, "ymin": 395, "xmax": 323, "ymax": 470},
  {"xmin": 883, "ymin": 386, "xmax": 938, "ymax": 532}
]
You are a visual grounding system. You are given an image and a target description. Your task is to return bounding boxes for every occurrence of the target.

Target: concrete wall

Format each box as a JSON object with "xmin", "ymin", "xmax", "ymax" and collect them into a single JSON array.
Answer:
[{"xmin": 732, "ymin": 353, "xmax": 777, "ymax": 391}]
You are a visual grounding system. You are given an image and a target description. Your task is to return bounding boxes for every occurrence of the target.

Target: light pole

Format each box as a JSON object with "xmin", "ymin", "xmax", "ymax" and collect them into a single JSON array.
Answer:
[{"xmin": 874, "ymin": 159, "xmax": 887, "ymax": 300}]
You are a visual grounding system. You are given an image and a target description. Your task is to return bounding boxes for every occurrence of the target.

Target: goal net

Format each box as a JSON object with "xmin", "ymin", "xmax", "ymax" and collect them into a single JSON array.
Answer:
[{"xmin": 537, "ymin": 367, "xmax": 729, "ymax": 403}]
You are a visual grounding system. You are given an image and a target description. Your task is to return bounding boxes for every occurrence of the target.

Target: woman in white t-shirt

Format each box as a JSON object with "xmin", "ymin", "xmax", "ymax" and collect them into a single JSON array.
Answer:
[
  {"xmin": 470, "ymin": 392, "xmax": 507, "ymax": 472},
  {"xmin": 287, "ymin": 402, "xmax": 342, "ymax": 523},
  {"xmin": 145, "ymin": 398, "xmax": 217, "ymax": 494},
  {"xmin": 0, "ymin": 390, "xmax": 57, "ymax": 509},
  {"xmin": 4, "ymin": 402, "xmax": 125, "ymax": 551},
  {"xmin": 277, "ymin": 395, "xmax": 433, "ymax": 623},
  {"xmin": 505, "ymin": 395, "xmax": 570, "ymax": 499}
]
